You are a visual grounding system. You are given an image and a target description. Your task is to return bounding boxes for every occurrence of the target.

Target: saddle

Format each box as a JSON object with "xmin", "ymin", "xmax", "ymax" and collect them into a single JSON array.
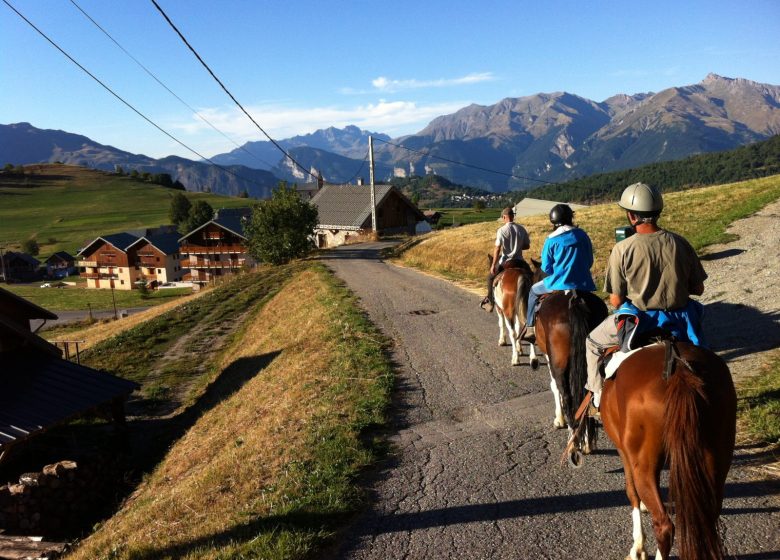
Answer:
[{"xmin": 600, "ymin": 317, "xmax": 678, "ymax": 381}]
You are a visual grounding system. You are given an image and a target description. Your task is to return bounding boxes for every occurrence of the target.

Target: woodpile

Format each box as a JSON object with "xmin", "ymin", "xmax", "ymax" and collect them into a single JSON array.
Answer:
[{"xmin": 0, "ymin": 459, "xmax": 114, "ymax": 536}]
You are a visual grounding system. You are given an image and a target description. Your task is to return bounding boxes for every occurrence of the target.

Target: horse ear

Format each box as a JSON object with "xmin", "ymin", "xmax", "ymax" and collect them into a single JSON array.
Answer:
[{"xmin": 531, "ymin": 258, "xmax": 541, "ymax": 269}]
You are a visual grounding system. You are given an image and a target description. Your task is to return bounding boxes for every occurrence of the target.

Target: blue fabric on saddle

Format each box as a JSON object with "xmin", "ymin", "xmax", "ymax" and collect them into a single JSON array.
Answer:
[{"xmin": 615, "ymin": 299, "xmax": 706, "ymax": 351}]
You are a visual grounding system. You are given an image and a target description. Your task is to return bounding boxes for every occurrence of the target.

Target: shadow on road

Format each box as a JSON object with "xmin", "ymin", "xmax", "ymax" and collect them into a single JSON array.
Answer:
[{"xmin": 703, "ymin": 301, "xmax": 780, "ymax": 362}]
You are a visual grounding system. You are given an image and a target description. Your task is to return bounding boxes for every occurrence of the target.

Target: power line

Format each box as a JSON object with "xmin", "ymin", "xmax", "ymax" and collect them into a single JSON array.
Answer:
[
  {"xmin": 67, "ymin": 0, "xmax": 277, "ymax": 171},
  {"xmin": 2, "ymin": 0, "xmax": 269, "ymax": 190},
  {"xmin": 150, "ymin": 0, "xmax": 316, "ymax": 182},
  {"xmin": 373, "ymin": 136, "xmax": 559, "ymax": 186},
  {"xmin": 340, "ymin": 150, "xmax": 369, "ymax": 185}
]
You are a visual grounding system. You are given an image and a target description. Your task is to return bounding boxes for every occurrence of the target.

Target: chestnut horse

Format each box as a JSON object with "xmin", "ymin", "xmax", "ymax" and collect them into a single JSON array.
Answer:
[
  {"xmin": 600, "ymin": 341, "xmax": 736, "ymax": 560},
  {"xmin": 490, "ymin": 258, "xmax": 534, "ymax": 366},
  {"xmin": 526, "ymin": 263, "xmax": 608, "ymax": 461}
]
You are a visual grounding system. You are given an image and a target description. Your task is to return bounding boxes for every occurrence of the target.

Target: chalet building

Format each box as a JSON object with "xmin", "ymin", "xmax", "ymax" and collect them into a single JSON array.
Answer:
[
  {"xmin": 310, "ymin": 183, "xmax": 426, "ymax": 248},
  {"xmin": 0, "ymin": 287, "xmax": 138, "ymax": 461},
  {"xmin": 0, "ymin": 251, "xmax": 41, "ymax": 282},
  {"xmin": 179, "ymin": 208, "xmax": 255, "ymax": 285},
  {"xmin": 76, "ymin": 227, "xmax": 183, "ymax": 290},
  {"xmin": 44, "ymin": 251, "xmax": 76, "ymax": 279}
]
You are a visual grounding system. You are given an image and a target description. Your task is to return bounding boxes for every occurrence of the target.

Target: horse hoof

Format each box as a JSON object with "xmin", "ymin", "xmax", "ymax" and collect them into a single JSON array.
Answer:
[
  {"xmin": 512, "ymin": 358, "xmax": 521, "ymax": 366},
  {"xmin": 567, "ymin": 449, "xmax": 584, "ymax": 469},
  {"xmin": 530, "ymin": 358, "xmax": 539, "ymax": 370},
  {"xmin": 553, "ymin": 419, "xmax": 566, "ymax": 429}
]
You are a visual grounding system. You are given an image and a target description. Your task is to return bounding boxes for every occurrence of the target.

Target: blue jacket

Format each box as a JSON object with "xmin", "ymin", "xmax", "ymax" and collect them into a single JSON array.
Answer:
[
  {"xmin": 616, "ymin": 300, "xmax": 706, "ymax": 347},
  {"xmin": 541, "ymin": 227, "xmax": 596, "ymax": 291}
]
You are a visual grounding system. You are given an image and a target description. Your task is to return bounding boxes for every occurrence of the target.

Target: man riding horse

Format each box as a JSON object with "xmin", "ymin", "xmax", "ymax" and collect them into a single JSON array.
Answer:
[
  {"xmin": 522, "ymin": 204, "xmax": 596, "ymax": 343},
  {"xmin": 585, "ymin": 182, "xmax": 708, "ymax": 409},
  {"xmin": 481, "ymin": 207, "xmax": 530, "ymax": 313}
]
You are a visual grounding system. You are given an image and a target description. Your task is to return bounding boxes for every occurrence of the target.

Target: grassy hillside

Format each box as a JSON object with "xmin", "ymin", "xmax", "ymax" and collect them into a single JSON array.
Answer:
[
  {"xmin": 0, "ymin": 164, "xmax": 250, "ymax": 258},
  {"xmin": 396, "ymin": 174, "xmax": 780, "ymax": 291},
  {"xmin": 62, "ymin": 264, "xmax": 392, "ymax": 559}
]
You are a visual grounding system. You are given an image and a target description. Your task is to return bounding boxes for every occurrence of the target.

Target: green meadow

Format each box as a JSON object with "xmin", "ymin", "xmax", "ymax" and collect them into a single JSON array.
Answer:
[{"xmin": 0, "ymin": 164, "xmax": 251, "ymax": 258}]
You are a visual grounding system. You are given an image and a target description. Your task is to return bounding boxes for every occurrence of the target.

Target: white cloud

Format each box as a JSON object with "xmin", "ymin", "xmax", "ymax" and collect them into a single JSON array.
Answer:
[
  {"xmin": 341, "ymin": 72, "xmax": 495, "ymax": 95},
  {"xmin": 371, "ymin": 72, "xmax": 495, "ymax": 93},
  {"xmin": 170, "ymin": 99, "xmax": 466, "ymax": 144}
]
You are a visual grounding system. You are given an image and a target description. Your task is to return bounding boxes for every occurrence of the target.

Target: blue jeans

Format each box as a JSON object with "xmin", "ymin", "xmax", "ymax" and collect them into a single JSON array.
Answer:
[{"xmin": 527, "ymin": 280, "xmax": 551, "ymax": 326}]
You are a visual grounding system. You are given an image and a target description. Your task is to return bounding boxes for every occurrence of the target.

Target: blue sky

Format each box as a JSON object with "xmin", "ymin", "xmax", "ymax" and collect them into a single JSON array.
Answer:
[{"xmin": 2, "ymin": 0, "xmax": 779, "ymax": 160}]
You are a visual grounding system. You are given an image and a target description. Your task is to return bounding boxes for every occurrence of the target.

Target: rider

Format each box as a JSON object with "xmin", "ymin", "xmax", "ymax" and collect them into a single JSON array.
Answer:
[
  {"xmin": 481, "ymin": 206, "xmax": 530, "ymax": 313},
  {"xmin": 522, "ymin": 204, "xmax": 596, "ymax": 342},
  {"xmin": 585, "ymin": 182, "xmax": 707, "ymax": 408}
]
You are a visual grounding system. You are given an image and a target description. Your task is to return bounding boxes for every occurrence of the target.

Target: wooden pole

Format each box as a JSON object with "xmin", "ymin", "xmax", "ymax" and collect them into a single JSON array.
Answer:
[{"xmin": 369, "ymin": 135, "xmax": 377, "ymax": 232}]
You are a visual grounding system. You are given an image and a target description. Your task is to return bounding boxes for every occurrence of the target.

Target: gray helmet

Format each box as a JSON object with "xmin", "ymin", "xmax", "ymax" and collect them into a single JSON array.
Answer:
[{"xmin": 618, "ymin": 182, "xmax": 663, "ymax": 214}]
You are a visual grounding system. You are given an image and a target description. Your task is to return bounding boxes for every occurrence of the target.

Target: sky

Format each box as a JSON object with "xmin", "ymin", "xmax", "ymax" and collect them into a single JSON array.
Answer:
[{"xmin": 2, "ymin": 0, "xmax": 779, "ymax": 160}]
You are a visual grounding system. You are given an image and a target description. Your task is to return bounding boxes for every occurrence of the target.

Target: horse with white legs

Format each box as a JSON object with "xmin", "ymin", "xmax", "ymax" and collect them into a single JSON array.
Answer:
[
  {"xmin": 526, "ymin": 261, "xmax": 608, "ymax": 465},
  {"xmin": 490, "ymin": 258, "xmax": 534, "ymax": 366}
]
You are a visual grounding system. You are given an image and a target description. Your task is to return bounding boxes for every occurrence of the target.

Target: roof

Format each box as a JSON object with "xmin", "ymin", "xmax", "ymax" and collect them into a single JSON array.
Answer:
[
  {"xmin": 77, "ymin": 232, "xmax": 139, "ymax": 256},
  {"xmin": 126, "ymin": 231, "xmax": 181, "ymax": 255},
  {"xmin": 179, "ymin": 207, "xmax": 252, "ymax": 241},
  {"xmin": 45, "ymin": 251, "xmax": 74, "ymax": 264},
  {"xmin": 0, "ymin": 352, "xmax": 139, "ymax": 451},
  {"xmin": 0, "ymin": 286, "xmax": 58, "ymax": 321},
  {"xmin": 512, "ymin": 198, "xmax": 588, "ymax": 218},
  {"xmin": 311, "ymin": 183, "xmax": 397, "ymax": 229},
  {"xmin": 3, "ymin": 252, "xmax": 40, "ymax": 267}
]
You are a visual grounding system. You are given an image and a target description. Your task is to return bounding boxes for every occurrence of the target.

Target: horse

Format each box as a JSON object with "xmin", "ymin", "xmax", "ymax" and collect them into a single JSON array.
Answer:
[
  {"xmin": 526, "ymin": 260, "xmax": 608, "ymax": 461},
  {"xmin": 489, "ymin": 257, "xmax": 534, "ymax": 366},
  {"xmin": 600, "ymin": 341, "xmax": 736, "ymax": 560}
]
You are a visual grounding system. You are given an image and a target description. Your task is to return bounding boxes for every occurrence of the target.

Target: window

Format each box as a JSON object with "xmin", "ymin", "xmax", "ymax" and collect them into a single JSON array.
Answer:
[
  {"xmin": 120, "ymin": 280, "xmax": 125, "ymax": 285},
  {"xmin": 157, "ymin": 269, "xmax": 162, "ymax": 274}
]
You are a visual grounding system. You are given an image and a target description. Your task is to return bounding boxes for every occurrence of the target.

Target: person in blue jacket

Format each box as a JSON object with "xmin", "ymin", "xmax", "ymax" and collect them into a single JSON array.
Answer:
[{"xmin": 523, "ymin": 204, "xmax": 596, "ymax": 341}]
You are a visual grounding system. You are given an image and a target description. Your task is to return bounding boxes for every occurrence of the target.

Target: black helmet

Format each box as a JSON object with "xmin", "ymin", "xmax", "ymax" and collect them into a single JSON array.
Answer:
[{"xmin": 549, "ymin": 204, "xmax": 574, "ymax": 227}]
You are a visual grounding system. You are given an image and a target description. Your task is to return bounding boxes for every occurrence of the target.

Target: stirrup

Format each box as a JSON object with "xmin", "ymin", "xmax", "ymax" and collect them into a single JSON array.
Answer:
[
  {"xmin": 480, "ymin": 296, "xmax": 492, "ymax": 310},
  {"xmin": 521, "ymin": 325, "xmax": 536, "ymax": 342}
]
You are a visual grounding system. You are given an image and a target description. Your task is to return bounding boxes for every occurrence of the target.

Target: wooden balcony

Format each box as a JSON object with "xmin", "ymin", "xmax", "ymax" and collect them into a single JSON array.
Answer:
[
  {"xmin": 77, "ymin": 260, "xmax": 97, "ymax": 267},
  {"xmin": 180, "ymin": 244, "xmax": 246, "ymax": 255}
]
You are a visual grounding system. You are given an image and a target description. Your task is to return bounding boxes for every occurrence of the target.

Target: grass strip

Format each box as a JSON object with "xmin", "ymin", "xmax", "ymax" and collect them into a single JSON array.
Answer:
[
  {"xmin": 736, "ymin": 351, "xmax": 780, "ymax": 445},
  {"xmin": 66, "ymin": 263, "xmax": 392, "ymax": 559}
]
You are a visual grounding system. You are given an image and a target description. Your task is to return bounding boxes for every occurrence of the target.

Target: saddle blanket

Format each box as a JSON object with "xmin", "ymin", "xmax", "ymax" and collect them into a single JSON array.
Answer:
[{"xmin": 604, "ymin": 346, "xmax": 652, "ymax": 379}]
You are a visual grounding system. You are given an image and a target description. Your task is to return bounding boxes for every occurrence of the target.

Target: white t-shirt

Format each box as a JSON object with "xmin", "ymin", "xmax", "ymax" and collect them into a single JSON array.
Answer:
[{"xmin": 495, "ymin": 222, "xmax": 530, "ymax": 264}]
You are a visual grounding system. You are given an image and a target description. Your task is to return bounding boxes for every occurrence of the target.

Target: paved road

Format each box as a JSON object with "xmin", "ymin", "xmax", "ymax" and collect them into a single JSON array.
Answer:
[
  {"xmin": 31, "ymin": 306, "xmax": 152, "ymax": 330},
  {"xmin": 322, "ymin": 242, "xmax": 780, "ymax": 560}
]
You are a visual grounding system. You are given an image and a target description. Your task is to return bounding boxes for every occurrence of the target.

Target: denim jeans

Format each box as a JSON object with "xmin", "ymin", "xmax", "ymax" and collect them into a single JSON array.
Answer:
[{"xmin": 526, "ymin": 280, "xmax": 551, "ymax": 326}]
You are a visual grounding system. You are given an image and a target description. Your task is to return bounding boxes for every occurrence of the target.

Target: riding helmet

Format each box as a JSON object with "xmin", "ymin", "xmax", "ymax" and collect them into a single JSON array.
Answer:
[
  {"xmin": 549, "ymin": 204, "xmax": 574, "ymax": 227},
  {"xmin": 618, "ymin": 182, "xmax": 663, "ymax": 214}
]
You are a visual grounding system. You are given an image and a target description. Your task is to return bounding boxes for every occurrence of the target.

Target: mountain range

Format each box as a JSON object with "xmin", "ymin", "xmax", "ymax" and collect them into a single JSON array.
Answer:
[{"xmin": 3, "ymin": 74, "xmax": 779, "ymax": 196}]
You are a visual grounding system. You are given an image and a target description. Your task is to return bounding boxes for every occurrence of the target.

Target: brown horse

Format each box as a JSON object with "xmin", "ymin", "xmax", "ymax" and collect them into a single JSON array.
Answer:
[
  {"xmin": 600, "ymin": 341, "xmax": 736, "ymax": 560},
  {"xmin": 527, "ymin": 262, "xmax": 608, "ymax": 461},
  {"xmin": 489, "ymin": 258, "xmax": 534, "ymax": 366}
]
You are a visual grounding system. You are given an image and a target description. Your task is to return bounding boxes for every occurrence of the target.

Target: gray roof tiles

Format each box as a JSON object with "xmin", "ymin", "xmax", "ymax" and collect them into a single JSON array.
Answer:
[{"xmin": 311, "ymin": 183, "xmax": 394, "ymax": 228}]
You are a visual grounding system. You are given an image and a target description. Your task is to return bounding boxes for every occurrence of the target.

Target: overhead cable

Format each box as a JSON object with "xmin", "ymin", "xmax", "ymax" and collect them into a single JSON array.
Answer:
[
  {"xmin": 68, "ymin": 0, "xmax": 277, "ymax": 170},
  {"xmin": 150, "ymin": 0, "xmax": 316, "ymax": 181},
  {"xmin": 373, "ymin": 136, "xmax": 559, "ymax": 186},
  {"xmin": 2, "ymin": 0, "xmax": 271, "ymax": 189}
]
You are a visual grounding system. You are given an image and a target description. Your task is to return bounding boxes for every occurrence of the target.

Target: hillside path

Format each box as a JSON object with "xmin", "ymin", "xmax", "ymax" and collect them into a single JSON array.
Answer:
[{"xmin": 321, "ymin": 228, "xmax": 779, "ymax": 559}]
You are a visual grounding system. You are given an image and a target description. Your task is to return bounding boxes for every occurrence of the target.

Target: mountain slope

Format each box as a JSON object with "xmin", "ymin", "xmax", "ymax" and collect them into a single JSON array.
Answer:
[{"xmin": 0, "ymin": 123, "xmax": 279, "ymax": 198}]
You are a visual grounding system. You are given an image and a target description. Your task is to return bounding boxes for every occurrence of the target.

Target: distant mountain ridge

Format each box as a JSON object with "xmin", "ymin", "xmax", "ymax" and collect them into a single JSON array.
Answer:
[{"xmin": 4, "ymin": 74, "xmax": 779, "ymax": 196}]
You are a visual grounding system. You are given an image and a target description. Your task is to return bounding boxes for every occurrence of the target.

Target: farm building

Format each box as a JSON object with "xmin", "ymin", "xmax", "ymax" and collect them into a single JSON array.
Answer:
[
  {"xmin": 179, "ymin": 207, "xmax": 255, "ymax": 285},
  {"xmin": 44, "ymin": 251, "xmax": 76, "ymax": 279},
  {"xmin": 0, "ymin": 287, "xmax": 138, "ymax": 461},
  {"xmin": 76, "ymin": 227, "xmax": 183, "ymax": 290},
  {"xmin": 311, "ymin": 183, "xmax": 426, "ymax": 248},
  {"xmin": 0, "ymin": 251, "xmax": 41, "ymax": 283}
]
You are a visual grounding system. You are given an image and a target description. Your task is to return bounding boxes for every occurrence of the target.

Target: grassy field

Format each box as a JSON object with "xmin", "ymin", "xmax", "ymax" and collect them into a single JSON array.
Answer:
[
  {"xmin": 0, "ymin": 164, "xmax": 250, "ymax": 258},
  {"xmin": 737, "ymin": 350, "xmax": 780, "ymax": 445},
  {"xmin": 431, "ymin": 207, "xmax": 502, "ymax": 227},
  {"xmin": 398, "ymin": 175, "xmax": 780, "ymax": 292},
  {"xmin": 67, "ymin": 264, "xmax": 392, "ymax": 559},
  {"xmin": 3, "ymin": 281, "xmax": 191, "ymax": 311}
]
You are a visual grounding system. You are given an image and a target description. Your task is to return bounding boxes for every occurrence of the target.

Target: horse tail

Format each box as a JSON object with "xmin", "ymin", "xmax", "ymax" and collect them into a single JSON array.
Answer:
[
  {"xmin": 515, "ymin": 271, "xmax": 532, "ymax": 327},
  {"xmin": 664, "ymin": 362, "xmax": 725, "ymax": 560},
  {"xmin": 566, "ymin": 295, "xmax": 591, "ymax": 413}
]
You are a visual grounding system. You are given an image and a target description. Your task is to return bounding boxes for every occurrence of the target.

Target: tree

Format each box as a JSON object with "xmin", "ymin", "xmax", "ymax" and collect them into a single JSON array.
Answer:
[
  {"xmin": 22, "ymin": 238, "xmax": 39, "ymax": 256},
  {"xmin": 239, "ymin": 190, "xmax": 249, "ymax": 198},
  {"xmin": 114, "ymin": 165, "xmax": 125, "ymax": 175},
  {"xmin": 169, "ymin": 192, "xmax": 192, "ymax": 228},
  {"xmin": 172, "ymin": 180, "xmax": 186, "ymax": 191},
  {"xmin": 183, "ymin": 200, "xmax": 214, "ymax": 234},
  {"xmin": 245, "ymin": 182, "xmax": 318, "ymax": 265},
  {"xmin": 473, "ymin": 199, "xmax": 486, "ymax": 211}
]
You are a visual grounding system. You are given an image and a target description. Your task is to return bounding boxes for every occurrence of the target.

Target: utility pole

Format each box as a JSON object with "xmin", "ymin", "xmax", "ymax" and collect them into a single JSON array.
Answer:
[
  {"xmin": 0, "ymin": 245, "xmax": 5, "ymax": 283},
  {"xmin": 369, "ymin": 135, "xmax": 377, "ymax": 232},
  {"xmin": 110, "ymin": 278, "xmax": 118, "ymax": 320}
]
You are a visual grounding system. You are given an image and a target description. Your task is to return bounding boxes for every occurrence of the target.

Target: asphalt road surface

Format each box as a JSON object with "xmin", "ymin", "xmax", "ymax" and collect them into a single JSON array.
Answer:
[{"xmin": 322, "ymin": 242, "xmax": 780, "ymax": 560}]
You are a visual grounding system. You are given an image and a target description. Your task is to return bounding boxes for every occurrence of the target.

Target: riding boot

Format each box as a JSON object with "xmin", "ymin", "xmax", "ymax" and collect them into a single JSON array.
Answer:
[
  {"xmin": 521, "ymin": 325, "xmax": 535, "ymax": 342},
  {"xmin": 480, "ymin": 296, "xmax": 494, "ymax": 312}
]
